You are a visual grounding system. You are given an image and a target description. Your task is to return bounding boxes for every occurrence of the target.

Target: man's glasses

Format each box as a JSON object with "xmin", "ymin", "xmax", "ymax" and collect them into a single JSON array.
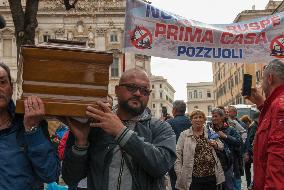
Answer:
[{"xmin": 118, "ymin": 83, "xmax": 152, "ymax": 96}]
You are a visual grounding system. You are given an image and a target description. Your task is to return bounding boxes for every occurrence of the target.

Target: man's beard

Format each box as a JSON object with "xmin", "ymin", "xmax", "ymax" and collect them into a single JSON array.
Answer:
[
  {"xmin": 119, "ymin": 98, "xmax": 146, "ymax": 116},
  {"xmin": 0, "ymin": 93, "xmax": 10, "ymax": 106}
]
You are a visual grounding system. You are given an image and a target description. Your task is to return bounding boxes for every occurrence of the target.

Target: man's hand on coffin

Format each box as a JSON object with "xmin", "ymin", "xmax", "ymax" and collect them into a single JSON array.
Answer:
[
  {"xmin": 23, "ymin": 96, "xmax": 45, "ymax": 131},
  {"xmin": 86, "ymin": 101, "xmax": 124, "ymax": 137},
  {"xmin": 65, "ymin": 117, "xmax": 90, "ymax": 147}
]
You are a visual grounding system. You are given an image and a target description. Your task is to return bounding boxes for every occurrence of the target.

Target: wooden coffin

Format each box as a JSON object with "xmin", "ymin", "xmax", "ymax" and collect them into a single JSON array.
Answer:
[{"xmin": 16, "ymin": 45, "xmax": 113, "ymax": 117}]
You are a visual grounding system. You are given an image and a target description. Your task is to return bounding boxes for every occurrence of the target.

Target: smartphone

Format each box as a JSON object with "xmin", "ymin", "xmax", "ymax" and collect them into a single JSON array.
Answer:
[{"xmin": 242, "ymin": 74, "xmax": 252, "ymax": 96}]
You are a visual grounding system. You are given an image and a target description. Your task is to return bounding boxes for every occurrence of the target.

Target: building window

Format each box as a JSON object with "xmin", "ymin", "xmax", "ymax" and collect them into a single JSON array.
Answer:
[
  {"xmin": 111, "ymin": 57, "xmax": 119, "ymax": 77},
  {"xmin": 67, "ymin": 32, "xmax": 73, "ymax": 40},
  {"xmin": 160, "ymin": 92, "xmax": 163, "ymax": 98},
  {"xmin": 136, "ymin": 61, "xmax": 145, "ymax": 69},
  {"xmin": 153, "ymin": 104, "xmax": 155, "ymax": 108},
  {"xmin": 152, "ymin": 84, "xmax": 154, "ymax": 89},
  {"xmin": 189, "ymin": 92, "xmax": 192, "ymax": 99},
  {"xmin": 240, "ymin": 97, "xmax": 244, "ymax": 104},
  {"xmin": 160, "ymin": 84, "xmax": 162, "ymax": 88},
  {"xmin": 235, "ymin": 73, "xmax": 239, "ymax": 85},
  {"xmin": 198, "ymin": 92, "xmax": 202, "ymax": 99},
  {"xmin": 43, "ymin": 34, "xmax": 50, "ymax": 42},
  {"xmin": 207, "ymin": 91, "xmax": 211, "ymax": 98},
  {"xmin": 3, "ymin": 39, "xmax": 12, "ymax": 57},
  {"xmin": 256, "ymin": 70, "xmax": 261, "ymax": 82},
  {"xmin": 194, "ymin": 90, "xmax": 198, "ymax": 98},
  {"xmin": 160, "ymin": 103, "xmax": 163, "ymax": 107},
  {"xmin": 166, "ymin": 95, "xmax": 168, "ymax": 101},
  {"xmin": 231, "ymin": 78, "xmax": 234, "ymax": 88},
  {"xmin": 217, "ymin": 72, "xmax": 220, "ymax": 81},
  {"xmin": 110, "ymin": 34, "xmax": 118, "ymax": 42},
  {"xmin": 194, "ymin": 106, "xmax": 198, "ymax": 109}
]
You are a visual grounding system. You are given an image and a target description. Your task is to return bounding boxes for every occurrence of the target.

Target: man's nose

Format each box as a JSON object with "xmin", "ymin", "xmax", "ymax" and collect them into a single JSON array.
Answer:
[{"xmin": 132, "ymin": 88, "xmax": 142, "ymax": 96}]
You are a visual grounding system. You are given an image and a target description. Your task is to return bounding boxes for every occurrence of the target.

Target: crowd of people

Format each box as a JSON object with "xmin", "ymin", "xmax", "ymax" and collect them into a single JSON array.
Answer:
[
  {"xmin": 0, "ymin": 59, "xmax": 284, "ymax": 190},
  {"xmin": 167, "ymin": 101, "xmax": 259, "ymax": 190}
]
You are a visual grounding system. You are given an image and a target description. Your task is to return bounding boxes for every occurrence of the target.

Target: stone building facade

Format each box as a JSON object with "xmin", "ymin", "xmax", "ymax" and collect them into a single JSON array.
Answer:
[
  {"xmin": 0, "ymin": 0, "xmax": 153, "ymax": 106},
  {"xmin": 150, "ymin": 75, "xmax": 175, "ymax": 118},
  {"xmin": 187, "ymin": 82, "xmax": 215, "ymax": 116},
  {"xmin": 212, "ymin": 0, "xmax": 283, "ymax": 107}
]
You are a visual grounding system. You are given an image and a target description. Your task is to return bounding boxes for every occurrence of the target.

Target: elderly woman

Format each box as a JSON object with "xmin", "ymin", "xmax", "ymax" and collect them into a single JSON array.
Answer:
[{"xmin": 175, "ymin": 110, "xmax": 225, "ymax": 190}]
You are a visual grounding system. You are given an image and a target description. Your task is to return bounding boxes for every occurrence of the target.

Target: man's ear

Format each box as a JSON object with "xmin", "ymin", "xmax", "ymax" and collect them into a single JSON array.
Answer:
[
  {"xmin": 115, "ymin": 85, "xmax": 119, "ymax": 96},
  {"xmin": 172, "ymin": 108, "xmax": 176, "ymax": 116},
  {"xmin": 268, "ymin": 73, "xmax": 274, "ymax": 85}
]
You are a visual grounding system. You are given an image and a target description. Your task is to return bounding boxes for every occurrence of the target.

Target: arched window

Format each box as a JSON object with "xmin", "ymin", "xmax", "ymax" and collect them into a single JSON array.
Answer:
[{"xmin": 194, "ymin": 90, "xmax": 198, "ymax": 98}]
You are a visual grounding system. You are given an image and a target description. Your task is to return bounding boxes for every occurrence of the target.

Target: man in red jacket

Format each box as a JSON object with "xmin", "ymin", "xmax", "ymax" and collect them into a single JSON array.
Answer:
[{"xmin": 246, "ymin": 59, "xmax": 284, "ymax": 190}]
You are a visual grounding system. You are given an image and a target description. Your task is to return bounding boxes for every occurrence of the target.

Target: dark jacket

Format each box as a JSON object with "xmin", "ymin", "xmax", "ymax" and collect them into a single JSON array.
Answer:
[
  {"xmin": 0, "ymin": 102, "xmax": 60, "ymax": 190},
  {"xmin": 62, "ymin": 109, "xmax": 176, "ymax": 190},
  {"xmin": 166, "ymin": 115, "xmax": 191, "ymax": 142},
  {"xmin": 244, "ymin": 121, "xmax": 258, "ymax": 157},
  {"xmin": 236, "ymin": 118, "xmax": 247, "ymax": 130},
  {"xmin": 219, "ymin": 125, "xmax": 243, "ymax": 178}
]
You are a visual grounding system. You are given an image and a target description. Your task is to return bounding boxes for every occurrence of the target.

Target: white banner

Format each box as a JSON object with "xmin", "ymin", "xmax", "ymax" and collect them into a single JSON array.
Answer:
[{"xmin": 124, "ymin": 0, "xmax": 284, "ymax": 63}]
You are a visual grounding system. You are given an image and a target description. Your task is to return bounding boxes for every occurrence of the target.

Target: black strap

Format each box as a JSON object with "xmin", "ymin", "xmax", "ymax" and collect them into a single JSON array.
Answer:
[{"xmin": 117, "ymin": 154, "xmax": 125, "ymax": 190}]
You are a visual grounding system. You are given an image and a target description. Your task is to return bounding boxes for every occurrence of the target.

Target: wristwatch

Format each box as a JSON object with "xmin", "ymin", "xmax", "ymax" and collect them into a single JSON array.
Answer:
[{"xmin": 25, "ymin": 125, "xmax": 38, "ymax": 133}]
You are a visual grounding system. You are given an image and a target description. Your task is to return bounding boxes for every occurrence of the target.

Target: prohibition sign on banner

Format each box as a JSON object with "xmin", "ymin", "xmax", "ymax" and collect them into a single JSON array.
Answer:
[
  {"xmin": 130, "ymin": 26, "xmax": 153, "ymax": 49},
  {"xmin": 270, "ymin": 35, "xmax": 284, "ymax": 58}
]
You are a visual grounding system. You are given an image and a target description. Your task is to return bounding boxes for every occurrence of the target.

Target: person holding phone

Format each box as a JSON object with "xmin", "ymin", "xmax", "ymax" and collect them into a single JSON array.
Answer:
[
  {"xmin": 245, "ymin": 59, "xmax": 284, "ymax": 190},
  {"xmin": 175, "ymin": 109, "xmax": 224, "ymax": 190}
]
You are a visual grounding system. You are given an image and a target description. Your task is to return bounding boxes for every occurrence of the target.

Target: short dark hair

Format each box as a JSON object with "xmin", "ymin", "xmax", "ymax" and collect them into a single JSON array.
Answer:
[
  {"xmin": 173, "ymin": 100, "xmax": 186, "ymax": 114},
  {"xmin": 0, "ymin": 62, "xmax": 12, "ymax": 85}
]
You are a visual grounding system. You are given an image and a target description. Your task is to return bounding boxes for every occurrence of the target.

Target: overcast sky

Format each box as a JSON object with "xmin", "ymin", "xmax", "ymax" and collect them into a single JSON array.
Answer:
[{"xmin": 150, "ymin": 0, "xmax": 269, "ymax": 101}]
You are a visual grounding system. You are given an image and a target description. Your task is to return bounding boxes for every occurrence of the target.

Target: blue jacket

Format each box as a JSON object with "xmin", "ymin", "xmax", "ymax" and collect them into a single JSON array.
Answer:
[
  {"xmin": 0, "ymin": 102, "xmax": 60, "ymax": 190},
  {"xmin": 167, "ymin": 115, "xmax": 191, "ymax": 142}
]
